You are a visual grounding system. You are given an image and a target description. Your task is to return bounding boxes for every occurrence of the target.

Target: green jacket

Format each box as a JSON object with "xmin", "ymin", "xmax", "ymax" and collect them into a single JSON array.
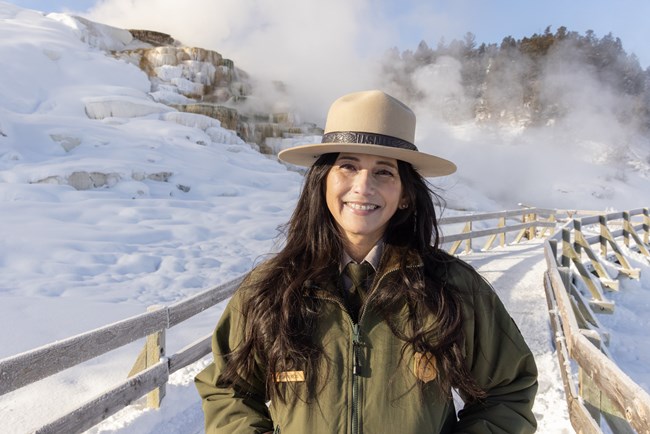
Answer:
[{"xmin": 195, "ymin": 251, "xmax": 538, "ymax": 433}]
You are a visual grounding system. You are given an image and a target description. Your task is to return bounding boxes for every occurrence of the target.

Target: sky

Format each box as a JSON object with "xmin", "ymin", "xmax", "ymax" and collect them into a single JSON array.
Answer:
[
  {"xmin": 9, "ymin": 0, "xmax": 650, "ymax": 70},
  {"xmin": 0, "ymin": 3, "xmax": 649, "ymax": 432}
]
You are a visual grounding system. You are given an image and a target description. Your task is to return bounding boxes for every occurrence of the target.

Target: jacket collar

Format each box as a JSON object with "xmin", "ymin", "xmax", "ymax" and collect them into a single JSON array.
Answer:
[{"xmin": 308, "ymin": 245, "xmax": 424, "ymax": 298}]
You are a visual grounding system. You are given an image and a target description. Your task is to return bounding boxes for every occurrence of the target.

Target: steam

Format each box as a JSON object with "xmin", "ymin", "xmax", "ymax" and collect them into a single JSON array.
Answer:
[
  {"xmin": 84, "ymin": 0, "xmax": 399, "ymax": 122},
  {"xmin": 79, "ymin": 2, "xmax": 648, "ymax": 210},
  {"xmin": 401, "ymin": 40, "xmax": 650, "ymax": 210}
]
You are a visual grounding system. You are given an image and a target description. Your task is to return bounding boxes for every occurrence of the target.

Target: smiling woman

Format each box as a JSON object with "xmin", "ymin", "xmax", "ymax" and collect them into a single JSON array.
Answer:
[
  {"xmin": 195, "ymin": 90, "xmax": 538, "ymax": 434},
  {"xmin": 325, "ymin": 153, "xmax": 404, "ymax": 261}
]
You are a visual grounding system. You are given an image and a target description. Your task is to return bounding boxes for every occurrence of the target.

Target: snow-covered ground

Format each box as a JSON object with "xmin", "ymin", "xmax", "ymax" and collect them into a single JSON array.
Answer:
[{"xmin": 0, "ymin": 2, "xmax": 648, "ymax": 433}]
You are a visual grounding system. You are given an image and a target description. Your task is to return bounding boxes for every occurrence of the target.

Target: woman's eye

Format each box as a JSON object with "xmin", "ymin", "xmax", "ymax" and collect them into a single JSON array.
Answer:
[
  {"xmin": 339, "ymin": 163, "xmax": 357, "ymax": 171},
  {"xmin": 376, "ymin": 169, "xmax": 395, "ymax": 177}
]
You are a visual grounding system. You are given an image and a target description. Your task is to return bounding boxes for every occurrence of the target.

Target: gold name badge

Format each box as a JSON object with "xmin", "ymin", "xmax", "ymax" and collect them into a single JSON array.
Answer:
[
  {"xmin": 274, "ymin": 370, "xmax": 305, "ymax": 383},
  {"xmin": 414, "ymin": 352, "xmax": 437, "ymax": 383}
]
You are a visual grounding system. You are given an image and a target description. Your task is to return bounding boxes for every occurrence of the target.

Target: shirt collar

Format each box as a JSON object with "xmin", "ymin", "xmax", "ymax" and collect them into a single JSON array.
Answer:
[{"xmin": 340, "ymin": 240, "xmax": 384, "ymax": 273}]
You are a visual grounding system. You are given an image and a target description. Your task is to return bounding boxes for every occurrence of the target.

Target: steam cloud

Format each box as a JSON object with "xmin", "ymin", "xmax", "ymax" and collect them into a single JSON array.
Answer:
[
  {"xmin": 85, "ymin": 0, "xmax": 401, "ymax": 123},
  {"xmin": 81, "ymin": 1, "xmax": 649, "ymax": 210}
]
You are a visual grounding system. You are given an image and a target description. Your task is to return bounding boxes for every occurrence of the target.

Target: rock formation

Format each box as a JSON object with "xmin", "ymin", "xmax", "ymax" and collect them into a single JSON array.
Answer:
[{"xmin": 112, "ymin": 31, "xmax": 322, "ymax": 151}]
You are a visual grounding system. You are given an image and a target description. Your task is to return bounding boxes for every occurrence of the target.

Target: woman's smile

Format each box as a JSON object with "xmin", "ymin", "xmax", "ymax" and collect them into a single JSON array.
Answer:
[{"xmin": 344, "ymin": 201, "xmax": 380, "ymax": 212}]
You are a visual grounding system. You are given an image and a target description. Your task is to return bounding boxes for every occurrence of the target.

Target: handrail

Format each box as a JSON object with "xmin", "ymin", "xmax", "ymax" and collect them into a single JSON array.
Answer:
[{"xmin": 542, "ymin": 207, "xmax": 650, "ymax": 433}]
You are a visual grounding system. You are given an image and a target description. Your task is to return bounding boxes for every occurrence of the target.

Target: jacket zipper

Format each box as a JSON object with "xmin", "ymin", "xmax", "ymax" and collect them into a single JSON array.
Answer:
[
  {"xmin": 313, "ymin": 263, "xmax": 422, "ymax": 434},
  {"xmin": 274, "ymin": 425, "xmax": 281, "ymax": 434},
  {"xmin": 352, "ymin": 323, "xmax": 361, "ymax": 434}
]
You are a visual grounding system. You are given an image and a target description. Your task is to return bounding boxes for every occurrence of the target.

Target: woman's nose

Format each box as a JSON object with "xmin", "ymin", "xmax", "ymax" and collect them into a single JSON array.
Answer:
[{"xmin": 352, "ymin": 170, "xmax": 374, "ymax": 194}]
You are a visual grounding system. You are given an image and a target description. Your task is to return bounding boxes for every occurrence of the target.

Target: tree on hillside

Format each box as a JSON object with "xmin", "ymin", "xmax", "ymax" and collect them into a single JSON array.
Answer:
[{"xmin": 378, "ymin": 26, "xmax": 650, "ymax": 131}]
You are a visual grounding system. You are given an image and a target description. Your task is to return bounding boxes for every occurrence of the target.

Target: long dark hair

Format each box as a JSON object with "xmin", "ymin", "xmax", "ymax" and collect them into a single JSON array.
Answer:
[{"xmin": 220, "ymin": 153, "xmax": 485, "ymax": 403}]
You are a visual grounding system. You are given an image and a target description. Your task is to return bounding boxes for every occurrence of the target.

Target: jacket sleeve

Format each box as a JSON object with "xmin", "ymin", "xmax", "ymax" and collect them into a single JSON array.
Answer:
[
  {"xmin": 453, "ymin": 269, "xmax": 538, "ymax": 434},
  {"xmin": 194, "ymin": 289, "xmax": 274, "ymax": 434}
]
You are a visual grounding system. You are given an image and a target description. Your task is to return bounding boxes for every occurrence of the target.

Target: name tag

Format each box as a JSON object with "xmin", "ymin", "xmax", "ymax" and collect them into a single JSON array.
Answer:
[{"xmin": 274, "ymin": 370, "xmax": 305, "ymax": 382}]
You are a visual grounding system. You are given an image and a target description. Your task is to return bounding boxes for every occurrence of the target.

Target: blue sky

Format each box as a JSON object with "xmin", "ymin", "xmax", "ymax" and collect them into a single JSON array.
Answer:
[{"xmin": 9, "ymin": 0, "xmax": 650, "ymax": 68}]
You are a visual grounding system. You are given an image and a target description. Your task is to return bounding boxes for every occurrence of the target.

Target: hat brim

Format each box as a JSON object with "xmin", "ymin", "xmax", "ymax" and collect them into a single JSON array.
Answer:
[{"xmin": 277, "ymin": 143, "xmax": 457, "ymax": 178}]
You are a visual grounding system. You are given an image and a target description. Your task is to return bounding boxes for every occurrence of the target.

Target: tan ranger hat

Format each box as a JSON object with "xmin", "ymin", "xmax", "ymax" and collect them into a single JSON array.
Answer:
[{"xmin": 278, "ymin": 90, "xmax": 456, "ymax": 177}]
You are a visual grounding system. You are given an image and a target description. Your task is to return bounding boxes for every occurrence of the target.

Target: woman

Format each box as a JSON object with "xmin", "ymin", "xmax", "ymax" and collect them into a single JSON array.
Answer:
[{"xmin": 195, "ymin": 90, "xmax": 538, "ymax": 433}]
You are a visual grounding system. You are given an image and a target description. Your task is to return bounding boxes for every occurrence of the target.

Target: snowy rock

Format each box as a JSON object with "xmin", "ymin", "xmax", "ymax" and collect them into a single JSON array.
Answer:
[
  {"xmin": 67, "ymin": 171, "xmax": 121, "ymax": 190},
  {"xmin": 84, "ymin": 95, "xmax": 174, "ymax": 119},
  {"xmin": 49, "ymin": 133, "xmax": 81, "ymax": 152},
  {"xmin": 171, "ymin": 103, "xmax": 239, "ymax": 130},
  {"xmin": 48, "ymin": 14, "xmax": 133, "ymax": 51},
  {"xmin": 146, "ymin": 171, "xmax": 172, "ymax": 182},
  {"xmin": 160, "ymin": 111, "xmax": 221, "ymax": 130},
  {"xmin": 206, "ymin": 127, "xmax": 246, "ymax": 146},
  {"xmin": 128, "ymin": 30, "xmax": 175, "ymax": 47}
]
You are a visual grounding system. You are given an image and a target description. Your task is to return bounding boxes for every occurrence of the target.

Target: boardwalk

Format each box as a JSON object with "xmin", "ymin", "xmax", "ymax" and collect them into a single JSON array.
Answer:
[{"xmin": 466, "ymin": 240, "xmax": 573, "ymax": 433}]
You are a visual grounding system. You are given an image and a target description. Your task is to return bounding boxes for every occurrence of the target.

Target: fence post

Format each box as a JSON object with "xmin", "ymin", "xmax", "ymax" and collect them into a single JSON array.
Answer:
[
  {"xmin": 128, "ymin": 305, "xmax": 167, "ymax": 409},
  {"xmin": 622, "ymin": 211, "xmax": 631, "ymax": 248},
  {"xmin": 562, "ymin": 228, "xmax": 572, "ymax": 268},
  {"xmin": 574, "ymin": 220, "xmax": 582, "ymax": 257},
  {"xmin": 643, "ymin": 208, "xmax": 650, "ymax": 244},
  {"xmin": 528, "ymin": 212, "xmax": 537, "ymax": 239},
  {"xmin": 465, "ymin": 220, "xmax": 473, "ymax": 254},
  {"xmin": 599, "ymin": 215, "xmax": 608, "ymax": 257}
]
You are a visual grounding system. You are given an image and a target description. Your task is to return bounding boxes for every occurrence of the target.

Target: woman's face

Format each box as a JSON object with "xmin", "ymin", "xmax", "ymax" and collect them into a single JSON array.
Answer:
[{"xmin": 325, "ymin": 153, "xmax": 404, "ymax": 250}]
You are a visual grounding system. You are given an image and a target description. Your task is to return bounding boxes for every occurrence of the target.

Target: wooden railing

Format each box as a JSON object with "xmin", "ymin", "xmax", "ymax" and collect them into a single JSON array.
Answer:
[
  {"xmin": 542, "ymin": 208, "xmax": 650, "ymax": 433},
  {"xmin": 439, "ymin": 207, "xmax": 557, "ymax": 253},
  {"xmin": 0, "ymin": 276, "xmax": 244, "ymax": 433},
  {"xmin": 2, "ymin": 206, "xmax": 647, "ymax": 433}
]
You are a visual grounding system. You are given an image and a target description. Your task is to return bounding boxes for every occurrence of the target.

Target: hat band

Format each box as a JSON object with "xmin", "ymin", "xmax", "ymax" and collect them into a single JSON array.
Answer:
[{"xmin": 321, "ymin": 131, "xmax": 417, "ymax": 151}]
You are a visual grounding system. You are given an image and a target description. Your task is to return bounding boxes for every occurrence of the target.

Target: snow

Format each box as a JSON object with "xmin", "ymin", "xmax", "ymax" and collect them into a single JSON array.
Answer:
[{"xmin": 0, "ymin": 2, "xmax": 648, "ymax": 433}]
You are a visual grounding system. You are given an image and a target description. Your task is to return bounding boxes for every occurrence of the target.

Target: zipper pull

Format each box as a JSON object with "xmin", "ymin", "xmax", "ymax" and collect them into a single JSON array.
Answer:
[{"xmin": 352, "ymin": 324, "xmax": 361, "ymax": 375}]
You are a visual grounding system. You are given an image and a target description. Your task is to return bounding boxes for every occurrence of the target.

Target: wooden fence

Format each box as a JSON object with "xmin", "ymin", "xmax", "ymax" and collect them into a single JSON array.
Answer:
[
  {"xmin": 0, "ymin": 275, "xmax": 244, "ymax": 433},
  {"xmin": 542, "ymin": 207, "xmax": 650, "ymax": 433},
  {"xmin": 0, "ymin": 206, "xmax": 647, "ymax": 433}
]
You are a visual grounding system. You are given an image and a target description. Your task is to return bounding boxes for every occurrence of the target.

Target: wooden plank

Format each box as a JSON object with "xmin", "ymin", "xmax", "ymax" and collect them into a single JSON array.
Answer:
[
  {"xmin": 580, "ymin": 215, "xmax": 602, "ymax": 226},
  {"xmin": 582, "ymin": 225, "xmax": 643, "ymax": 246},
  {"xmin": 0, "ymin": 308, "xmax": 168, "ymax": 396},
  {"xmin": 643, "ymin": 208, "xmax": 650, "ymax": 245},
  {"xmin": 36, "ymin": 361, "xmax": 169, "ymax": 434},
  {"xmin": 624, "ymin": 217, "xmax": 650, "ymax": 257},
  {"xmin": 441, "ymin": 221, "xmax": 554, "ymax": 244},
  {"xmin": 146, "ymin": 306, "xmax": 166, "ymax": 409},
  {"xmin": 627, "ymin": 208, "xmax": 646, "ymax": 217},
  {"xmin": 482, "ymin": 217, "xmax": 505, "ymax": 250},
  {"xmin": 439, "ymin": 208, "xmax": 537, "ymax": 225},
  {"xmin": 562, "ymin": 233, "xmax": 612, "ymax": 308},
  {"xmin": 599, "ymin": 219, "xmax": 640, "ymax": 279},
  {"xmin": 603, "ymin": 211, "xmax": 625, "ymax": 221},
  {"xmin": 571, "ymin": 333, "xmax": 650, "ymax": 434},
  {"xmin": 568, "ymin": 284, "xmax": 610, "ymax": 345},
  {"xmin": 529, "ymin": 207, "xmax": 557, "ymax": 216},
  {"xmin": 539, "ymin": 214, "xmax": 557, "ymax": 238},
  {"xmin": 574, "ymin": 226, "xmax": 619, "ymax": 291},
  {"xmin": 168, "ymin": 333, "xmax": 212, "ymax": 374},
  {"xmin": 543, "ymin": 273, "xmax": 602, "ymax": 434},
  {"xmin": 548, "ymin": 266, "xmax": 580, "ymax": 344},
  {"xmin": 168, "ymin": 276, "xmax": 243, "ymax": 327}
]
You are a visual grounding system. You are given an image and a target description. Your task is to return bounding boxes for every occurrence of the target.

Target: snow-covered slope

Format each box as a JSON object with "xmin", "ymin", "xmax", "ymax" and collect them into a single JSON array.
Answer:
[{"xmin": 0, "ymin": 2, "xmax": 304, "ymax": 355}]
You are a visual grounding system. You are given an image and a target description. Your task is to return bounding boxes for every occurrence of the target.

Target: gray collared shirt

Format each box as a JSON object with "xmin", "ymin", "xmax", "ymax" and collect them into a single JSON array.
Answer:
[{"xmin": 339, "ymin": 241, "xmax": 384, "ymax": 293}]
